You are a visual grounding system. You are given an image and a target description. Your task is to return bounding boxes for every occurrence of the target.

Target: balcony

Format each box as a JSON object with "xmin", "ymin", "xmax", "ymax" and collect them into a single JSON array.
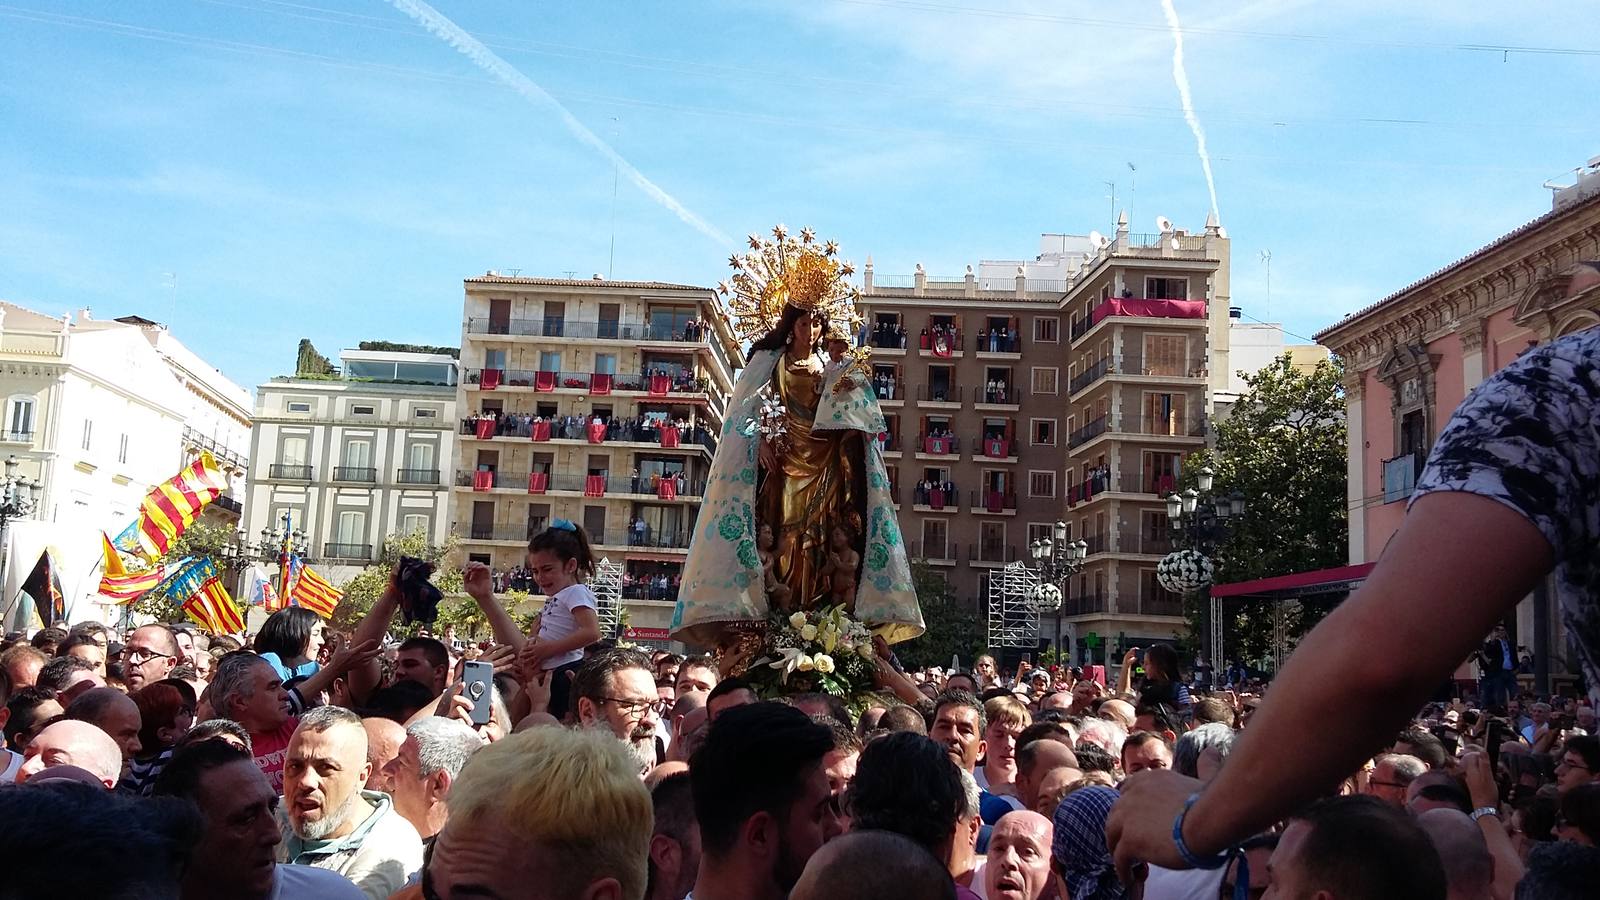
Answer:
[
  {"xmin": 213, "ymin": 496, "xmax": 243, "ymax": 515},
  {"xmin": 323, "ymin": 542, "xmax": 372, "ymax": 561},
  {"xmin": 910, "ymin": 484, "xmax": 961, "ymax": 511},
  {"xmin": 969, "ymin": 542, "xmax": 1019, "ymax": 564},
  {"xmin": 1067, "ymin": 471, "xmax": 1180, "ymax": 506},
  {"xmin": 182, "ymin": 426, "xmax": 248, "ymax": 471},
  {"xmin": 268, "ymin": 464, "xmax": 313, "ymax": 481},
  {"xmin": 467, "ymin": 317, "xmax": 705, "ymax": 343},
  {"xmin": 454, "ymin": 469, "xmax": 705, "ymax": 499},
  {"xmin": 1116, "ymin": 530, "xmax": 1173, "ymax": 556},
  {"xmin": 868, "ymin": 380, "xmax": 903, "ymax": 403},
  {"xmin": 974, "ymin": 384, "xmax": 1020, "ymax": 410},
  {"xmin": 466, "ymin": 369, "xmax": 713, "ymax": 397},
  {"xmin": 915, "ymin": 434, "xmax": 960, "ymax": 457},
  {"xmin": 867, "ymin": 329, "xmax": 910, "ymax": 350},
  {"xmin": 1, "ymin": 429, "xmax": 34, "ymax": 444},
  {"xmin": 1069, "ymin": 354, "xmax": 1209, "ymax": 396},
  {"xmin": 1383, "ymin": 453, "xmax": 1422, "ymax": 504},
  {"xmin": 1064, "ymin": 592, "xmax": 1108, "ymax": 616},
  {"xmin": 916, "ymin": 385, "xmax": 964, "ymax": 404},
  {"xmin": 973, "ymin": 332, "xmax": 1022, "ymax": 355},
  {"xmin": 972, "ymin": 435, "xmax": 1017, "ymax": 461},
  {"xmin": 1135, "ymin": 589, "xmax": 1185, "ymax": 618},
  {"xmin": 466, "ymin": 525, "xmax": 533, "ymax": 543},
  {"xmin": 396, "ymin": 468, "xmax": 441, "ymax": 485},
  {"xmin": 1083, "ymin": 533, "xmax": 1109, "ymax": 555},
  {"xmin": 1070, "ymin": 297, "xmax": 1208, "ymax": 344},
  {"xmin": 969, "ymin": 491, "xmax": 1018, "ymax": 514},
  {"xmin": 1067, "ymin": 416, "xmax": 1109, "ymax": 449},
  {"xmin": 909, "ymin": 540, "xmax": 960, "ymax": 563},
  {"xmin": 461, "ymin": 416, "xmax": 718, "ymax": 454},
  {"xmin": 1067, "ymin": 414, "xmax": 1208, "ymax": 450},
  {"xmin": 333, "ymin": 466, "xmax": 378, "ymax": 483}
]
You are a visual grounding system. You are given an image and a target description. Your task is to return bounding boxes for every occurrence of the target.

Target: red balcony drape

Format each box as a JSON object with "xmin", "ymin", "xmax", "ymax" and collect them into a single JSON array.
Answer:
[
  {"xmin": 472, "ymin": 470, "xmax": 494, "ymax": 492},
  {"xmin": 527, "ymin": 472, "xmax": 548, "ymax": 494},
  {"xmin": 534, "ymin": 371, "xmax": 557, "ymax": 392},
  {"xmin": 474, "ymin": 418, "xmax": 495, "ymax": 440},
  {"xmin": 648, "ymin": 375, "xmax": 671, "ymax": 396},
  {"xmin": 591, "ymin": 373, "xmax": 613, "ymax": 394},
  {"xmin": 587, "ymin": 422, "xmax": 607, "ymax": 443},
  {"xmin": 479, "ymin": 368, "xmax": 502, "ymax": 389},
  {"xmin": 530, "ymin": 421, "xmax": 550, "ymax": 442},
  {"xmin": 658, "ymin": 479, "xmax": 677, "ymax": 500},
  {"xmin": 659, "ymin": 426, "xmax": 680, "ymax": 448},
  {"xmin": 584, "ymin": 474, "xmax": 607, "ymax": 497}
]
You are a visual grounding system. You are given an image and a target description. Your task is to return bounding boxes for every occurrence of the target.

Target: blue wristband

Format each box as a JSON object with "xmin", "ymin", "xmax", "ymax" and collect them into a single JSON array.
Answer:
[{"xmin": 1173, "ymin": 793, "xmax": 1230, "ymax": 870}]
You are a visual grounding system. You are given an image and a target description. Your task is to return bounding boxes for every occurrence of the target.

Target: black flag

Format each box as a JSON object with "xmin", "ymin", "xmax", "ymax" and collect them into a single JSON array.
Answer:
[{"xmin": 20, "ymin": 549, "xmax": 65, "ymax": 627}]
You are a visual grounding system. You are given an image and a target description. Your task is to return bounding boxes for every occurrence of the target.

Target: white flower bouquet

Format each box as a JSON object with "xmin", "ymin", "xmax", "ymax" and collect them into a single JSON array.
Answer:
[{"xmin": 749, "ymin": 605, "xmax": 879, "ymax": 698}]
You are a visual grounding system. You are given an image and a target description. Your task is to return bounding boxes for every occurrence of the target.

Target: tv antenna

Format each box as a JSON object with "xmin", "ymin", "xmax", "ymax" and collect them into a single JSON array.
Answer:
[
  {"xmin": 1102, "ymin": 181, "xmax": 1116, "ymax": 223},
  {"xmin": 607, "ymin": 116, "xmax": 620, "ymax": 280},
  {"xmin": 1259, "ymin": 249, "xmax": 1273, "ymax": 320}
]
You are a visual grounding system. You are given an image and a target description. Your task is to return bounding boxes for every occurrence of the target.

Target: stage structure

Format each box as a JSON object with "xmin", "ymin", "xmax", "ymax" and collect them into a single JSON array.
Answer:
[{"xmin": 986, "ymin": 561, "xmax": 1042, "ymax": 649}]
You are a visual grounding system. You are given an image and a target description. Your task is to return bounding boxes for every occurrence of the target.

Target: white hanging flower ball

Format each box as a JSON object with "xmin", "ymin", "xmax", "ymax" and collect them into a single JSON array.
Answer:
[
  {"xmin": 813, "ymin": 654, "xmax": 836, "ymax": 674},
  {"xmin": 1156, "ymin": 550, "xmax": 1215, "ymax": 596},
  {"xmin": 1032, "ymin": 584, "xmax": 1063, "ymax": 606}
]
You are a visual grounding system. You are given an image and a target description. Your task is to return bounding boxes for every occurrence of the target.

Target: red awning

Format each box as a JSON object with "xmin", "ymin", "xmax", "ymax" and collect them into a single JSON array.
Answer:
[{"xmin": 1210, "ymin": 562, "xmax": 1376, "ymax": 600}]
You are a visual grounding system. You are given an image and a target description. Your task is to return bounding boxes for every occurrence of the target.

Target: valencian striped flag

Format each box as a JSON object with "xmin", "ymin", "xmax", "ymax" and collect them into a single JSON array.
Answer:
[
  {"xmin": 286, "ymin": 558, "xmax": 342, "ymax": 619},
  {"xmin": 183, "ymin": 575, "xmax": 245, "ymax": 635},
  {"xmin": 132, "ymin": 452, "xmax": 229, "ymax": 560},
  {"xmin": 99, "ymin": 532, "xmax": 166, "ymax": 603}
]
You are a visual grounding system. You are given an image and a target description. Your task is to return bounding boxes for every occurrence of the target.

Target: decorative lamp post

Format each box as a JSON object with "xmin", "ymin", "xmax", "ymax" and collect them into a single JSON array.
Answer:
[
  {"xmin": 1160, "ymin": 465, "xmax": 1246, "ymax": 672},
  {"xmin": 0, "ymin": 456, "xmax": 42, "ymax": 630},
  {"xmin": 1029, "ymin": 520, "xmax": 1088, "ymax": 663}
]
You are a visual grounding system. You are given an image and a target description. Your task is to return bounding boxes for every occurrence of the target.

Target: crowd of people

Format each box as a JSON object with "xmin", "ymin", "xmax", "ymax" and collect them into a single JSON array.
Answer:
[
  {"xmin": 2, "ymin": 329, "xmax": 1599, "ymax": 899},
  {"xmin": 6, "ymin": 601, "xmax": 1597, "ymax": 900},
  {"xmin": 868, "ymin": 321, "xmax": 910, "ymax": 349}
]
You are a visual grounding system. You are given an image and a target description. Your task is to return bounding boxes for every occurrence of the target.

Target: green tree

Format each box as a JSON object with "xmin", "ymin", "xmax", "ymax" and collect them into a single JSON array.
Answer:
[
  {"xmin": 129, "ymin": 522, "xmax": 237, "ymax": 624},
  {"xmin": 330, "ymin": 531, "xmax": 465, "ymax": 634},
  {"xmin": 895, "ymin": 560, "xmax": 985, "ymax": 670},
  {"xmin": 1184, "ymin": 353, "xmax": 1348, "ymax": 667}
]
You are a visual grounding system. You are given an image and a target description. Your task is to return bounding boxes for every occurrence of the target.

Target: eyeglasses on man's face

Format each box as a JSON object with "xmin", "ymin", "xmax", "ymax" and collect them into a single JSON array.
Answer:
[
  {"xmin": 122, "ymin": 647, "xmax": 174, "ymax": 665},
  {"xmin": 602, "ymin": 696, "xmax": 658, "ymax": 719}
]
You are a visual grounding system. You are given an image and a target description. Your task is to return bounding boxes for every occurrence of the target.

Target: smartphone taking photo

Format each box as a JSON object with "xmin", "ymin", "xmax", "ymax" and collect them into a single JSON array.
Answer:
[{"xmin": 461, "ymin": 660, "xmax": 494, "ymax": 726}]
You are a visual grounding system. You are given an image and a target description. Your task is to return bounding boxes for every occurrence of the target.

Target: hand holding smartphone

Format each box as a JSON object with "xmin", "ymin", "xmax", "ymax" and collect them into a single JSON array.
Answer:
[{"xmin": 461, "ymin": 660, "xmax": 495, "ymax": 726}]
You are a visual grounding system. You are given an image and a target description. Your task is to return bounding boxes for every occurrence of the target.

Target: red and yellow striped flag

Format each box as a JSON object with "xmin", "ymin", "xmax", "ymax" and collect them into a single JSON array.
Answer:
[
  {"xmin": 182, "ymin": 576, "xmax": 245, "ymax": 635},
  {"xmin": 98, "ymin": 531, "xmax": 164, "ymax": 602},
  {"xmin": 135, "ymin": 452, "xmax": 228, "ymax": 560},
  {"xmin": 288, "ymin": 563, "xmax": 341, "ymax": 619}
]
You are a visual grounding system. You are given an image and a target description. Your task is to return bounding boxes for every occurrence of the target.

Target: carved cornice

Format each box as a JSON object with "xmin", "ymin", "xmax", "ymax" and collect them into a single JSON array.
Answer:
[{"xmin": 1456, "ymin": 319, "xmax": 1487, "ymax": 354}]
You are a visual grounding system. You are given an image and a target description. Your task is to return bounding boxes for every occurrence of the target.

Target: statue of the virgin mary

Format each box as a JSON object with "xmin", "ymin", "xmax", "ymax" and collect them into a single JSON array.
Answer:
[{"xmin": 671, "ymin": 226, "xmax": 924, "ymax": 650}]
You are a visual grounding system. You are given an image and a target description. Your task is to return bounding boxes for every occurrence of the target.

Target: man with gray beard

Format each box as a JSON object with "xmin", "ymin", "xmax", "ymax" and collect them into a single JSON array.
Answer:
[
  {"xmin": 276, "ymin": 706, "xmax": 424, "ymax": 900},
  {"xmin": 572, "ymin": 647, "xmax": 663, "ymax": 775}
]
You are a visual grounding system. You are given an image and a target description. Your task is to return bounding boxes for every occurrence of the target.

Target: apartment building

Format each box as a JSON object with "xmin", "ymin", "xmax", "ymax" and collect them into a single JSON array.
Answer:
[
  {"xmin": 246, "ymin": 346, "xmax": 458, "ymax": 580},
  {"xmin": 452, "ymin": 275, "xmax": 741, "ymax": 637},
  {"xmin": 0, "ymin": 306, "xmax": 251, "ymax": 627},
  {"xmin": 1061, "ymin": 215, "xmax": 1232, "ymax": 661},
  {"xmin": 858, "ymin": 251, "xmax": 1080, "ymax": 643}
]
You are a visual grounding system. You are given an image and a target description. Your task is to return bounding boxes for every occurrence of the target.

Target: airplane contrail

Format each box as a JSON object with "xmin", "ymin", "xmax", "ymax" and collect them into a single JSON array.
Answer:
[
  {"xmin": 385, "ymin": 0, "xmax": 733, "ymax": 247},
  {"xmin": 1160, "ymin": 0, "xmax": 1220, "ymax": 224}
]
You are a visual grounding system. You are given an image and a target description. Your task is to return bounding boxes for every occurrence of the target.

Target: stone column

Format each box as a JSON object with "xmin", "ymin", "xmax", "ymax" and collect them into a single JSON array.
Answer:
[
  {"xmin": 1344, "ymin": 371, "xmax": 1366, "ymax": 564},
  {"xmin": 1458, "ymin": 318, "xmax": 1487, "ymax": 391}
]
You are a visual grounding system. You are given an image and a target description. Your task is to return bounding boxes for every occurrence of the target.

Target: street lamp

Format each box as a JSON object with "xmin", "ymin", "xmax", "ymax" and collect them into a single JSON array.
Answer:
[
  {"xmin": 1029, "ymin": 520, "xmax": 1088, "ymax": 664},
  {"xmin": 1165, "ymin": 467, "xmax": 1243, "ymax": 558},
  {"xmin": 0, "ymin": 456, "xmax": 42, "ymax": 630},
  {"xmin": 225, "ymin": 511, "xmax": 310, "ymax": 596}
]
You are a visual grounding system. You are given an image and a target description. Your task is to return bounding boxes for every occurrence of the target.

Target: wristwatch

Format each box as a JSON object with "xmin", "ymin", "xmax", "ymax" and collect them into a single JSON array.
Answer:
[{"xmin": 1469, "ymin": 806, "xmax": 1499, "ymax": 822}]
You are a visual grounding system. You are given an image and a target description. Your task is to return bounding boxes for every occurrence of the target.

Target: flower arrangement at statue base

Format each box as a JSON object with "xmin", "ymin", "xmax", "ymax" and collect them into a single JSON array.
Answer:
[{"xmin": 746, "ymin": 605, "xmax": 879, "ymax": 698}]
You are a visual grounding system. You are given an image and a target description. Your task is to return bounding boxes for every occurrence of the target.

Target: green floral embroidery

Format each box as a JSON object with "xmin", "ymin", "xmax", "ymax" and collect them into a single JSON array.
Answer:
[
  {"xmin": 867, "ymin": 543, "xmax": 889, "ymax": 570},
  {"xmin": 869, "ymin": 470, "xmax": 887, "ymax": 490},
  {"xmin": 873, "ymin": 574, "xmax": 891, "ymax": 591},
  {"xmin": 737, "ymin": 541, "xmax": 759, "ymax": 569},
  {"xmin": 718, "ymin": 513, "xmax": 743, "ymax": 541}
]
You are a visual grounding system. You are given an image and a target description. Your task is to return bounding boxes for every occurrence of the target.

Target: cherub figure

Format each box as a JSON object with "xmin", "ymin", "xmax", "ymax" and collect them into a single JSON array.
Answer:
[
  {"xmin": 757, "ymin": 522, "xmax": 794, "ymax": 611},
  {"xmin": 818, "ymin": 524, "xmax": 859, "ymax": 609}
]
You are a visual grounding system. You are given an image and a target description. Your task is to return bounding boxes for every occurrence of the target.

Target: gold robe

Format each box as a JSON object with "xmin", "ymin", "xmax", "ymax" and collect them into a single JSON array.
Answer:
[{"xmin": 759, "ymin": 351, "xmax": 865, "ymax": 610}]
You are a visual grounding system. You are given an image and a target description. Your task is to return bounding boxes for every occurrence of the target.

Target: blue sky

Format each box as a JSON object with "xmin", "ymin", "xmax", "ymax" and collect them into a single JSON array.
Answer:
[{"xmin": 2, "ymin": 1, "xmax": 1596, "ymax": 393}]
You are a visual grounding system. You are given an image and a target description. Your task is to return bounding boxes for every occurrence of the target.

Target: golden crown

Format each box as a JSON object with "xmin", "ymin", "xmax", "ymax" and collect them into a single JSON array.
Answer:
[{"xmin": 718, "ymin": 225, "xmax": 862, "ymax": 343}]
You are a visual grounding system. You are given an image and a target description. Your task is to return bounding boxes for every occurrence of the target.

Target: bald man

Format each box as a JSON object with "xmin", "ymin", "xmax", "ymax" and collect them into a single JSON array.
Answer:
[
  {"xmin": 1097, "ymin": 699, "xmax": 1136, "ymax": 731},
  {"xmin": 1416, "ymin": 808, "xmax": 1495, "ymax": 900},
  {"xmin": 986, "ymin": 812, "xmax": 1054, "ymax": 900},
  {"xmin": 65, "ymin": 687, "xmax": 142, "ymax": 764},
  {"xmin": 362, "ymin": 716, "xmax": 407, "ymax": 792},
  {"xmin": 791, "ymin": 830, "xmax": 956, "ymax": 900},
  {"xmin": 17, "ymin": 720, "xmax": 124, "ymax": 788},
  {"xmin": 1013, "ymin": 740, "xmax": 1079, "ymax": 811}
]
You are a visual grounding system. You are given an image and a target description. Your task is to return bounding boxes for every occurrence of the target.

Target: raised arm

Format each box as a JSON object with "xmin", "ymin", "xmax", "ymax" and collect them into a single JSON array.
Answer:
[
  {"xmin": 346, "ymin": 569, "xmax": 403, "ymax": 705},
  {"xmin": 1106, "ymin": 492, "xmax": 1552, "ymax": 875},
  {"xmin": 463, "ymin": 562, "xmax": 528, "ymax": 652}
]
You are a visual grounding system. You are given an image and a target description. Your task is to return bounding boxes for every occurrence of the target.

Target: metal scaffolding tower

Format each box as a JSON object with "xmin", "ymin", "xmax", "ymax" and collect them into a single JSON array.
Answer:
[
  {"xmin": 593, "ymin": 557, "xmax": 624, "ymax": 638},
  {"xmin": 986, "ymin": 562, "xmax": 1042, "ymax": 649}
]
